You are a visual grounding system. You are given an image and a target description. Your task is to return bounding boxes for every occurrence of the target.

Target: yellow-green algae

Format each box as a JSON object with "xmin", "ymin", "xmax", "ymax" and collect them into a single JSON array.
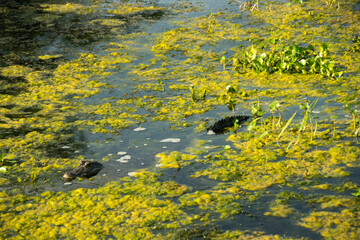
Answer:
[
  {"xmin": 108, "ymin": 4, "xmax": 164, "ymax": 16},
  {"xmin": 300, "ymin": 196, "xmax": 360, "ymax": 239},
  {"xmin": 264, "ymin": 200, "xmax": 296, "ymax": 218},
  {"xmin": 1, "ymin": 0, "xmax": 360, "ymax": 239},
  {"xmin": 0, "ymin": 171, "xmax": 192, "ymax": 239},
  {"xmin": 0, "ymin": 42, "xmax": 136, "ymax": 183}
]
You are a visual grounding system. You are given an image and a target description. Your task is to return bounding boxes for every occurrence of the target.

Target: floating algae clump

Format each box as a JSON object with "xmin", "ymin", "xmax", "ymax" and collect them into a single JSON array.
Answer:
[
  {"xmin": 300, "ymin": 197, "xmax": 360, "ymax": 239},
  {"xmin": 0, "ymin": 171, "xmax": 192, "ymax": 239},
  {"xmin": 156, "ymin": 151, "xmax": 196, "ymax": 169},
  {"xmin": 108, "ymin": 4, "xmax": 165, "ymax": 16}
]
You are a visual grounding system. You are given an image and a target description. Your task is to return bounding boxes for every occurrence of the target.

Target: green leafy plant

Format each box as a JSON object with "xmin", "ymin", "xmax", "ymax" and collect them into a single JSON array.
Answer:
[
  {"xmin": 344, "ymin": 100, "xmax": 359, "ymax": 136},
  {"xmin": 239, "ymin": 0, "xmax": 259, "ymax": 12},
  {"xmin": 278, "ymin": 111, "xmax": 297, "ymax": 141},
  {"xmin": 189, "ymin": 84, "xmax": 206, "ymax": 102},
  {"xmin": 350, "ymin": 35, "xmax": 360, "ymax": 53},
  {"xmin": 225, "ymin": 85, "xmax": 237, "ymax": 115},
  {"xmin": 289, "ymin": 0, "xmax": 303, "ymax": 4},
  {"xmin": 248, "ymin": 100, "xmax": 266, "ymax": 132},
  {"xmin": 325, "ymin": 0, "xmax": 339, "ymax": 8},
  {"xmin": 189, "ymin": 84, "xmax": 197, "ymax": 102},
  {"xmin": 234, "ymin": 43, "xmax": 342, "ymax": 78},
  {"xmin": 158, "ymin": 80, "xmax": 165, "ymax": 96},
  {"xmin": 0, "ymin": 153, "xmax": 4, "ymax": 166},
  {"xmin": 251, "ymin": 102, "xmax": 266, "ymax": 118},
  {"xmin": 352, "ymin": 188, "xmax": 360, "ymax": 197},
  {"xmin": 247, "ymin": 118, "xmax": 259, "ymax": 132},
  {"xmin": 220, "ymin": 56, "xmax": 226, "ymax": 71},
  {"xmin": 0, "ymin": 153, "xmax": 18, "ymax": 166},
  {"xmin": 309, "ymin": 117, "xmax": 318, "ymax": 142},
  {"xmin": 227, "ymin": 99, "xmax": 237, "ymax": 115},
  {"xmin": 269, "ymin": 100, "xmax": 282, "ymax": 133},
  {"xmin": 298, "ymin": 99, "xmax": 318, "ymax": 134},
  {"xmin": 199, "ymin": 12, "xmax": 216, "ymax": 33},
  {"xmin": 278, "ymin": 99, "xmax": 318, "ymax": 148}
]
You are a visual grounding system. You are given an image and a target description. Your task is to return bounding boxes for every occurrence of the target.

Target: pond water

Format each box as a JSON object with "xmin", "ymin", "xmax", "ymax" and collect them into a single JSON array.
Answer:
[{"xmin": 1, "ymin": 0, "xmax": 360, "ymax": 239}]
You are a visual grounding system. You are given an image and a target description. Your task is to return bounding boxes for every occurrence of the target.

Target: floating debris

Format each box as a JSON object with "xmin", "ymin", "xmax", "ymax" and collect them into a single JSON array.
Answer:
[
  {"xmin": 117, "ymin": 151, "xmax": 127, "ymax": 155},
  {"xmin": 116, "ymin": 155, "xmax": 131, "ymax": 163},
  {"xmin": 133, "ymin": 127, "xmax": 146, "ymax": 132},
  {"xmin": 160, "ymin": 138, "xmax": 181, "ymax": 143}
]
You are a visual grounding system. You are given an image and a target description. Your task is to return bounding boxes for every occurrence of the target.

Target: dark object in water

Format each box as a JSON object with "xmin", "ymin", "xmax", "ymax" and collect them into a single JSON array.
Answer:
[
  {"xmin": 63, "ymin": 160, "xmax": 104, "ymax": 179},
  {"xmin": 207, "ymin": 115, "xmax": 251, "ymax": 134}
]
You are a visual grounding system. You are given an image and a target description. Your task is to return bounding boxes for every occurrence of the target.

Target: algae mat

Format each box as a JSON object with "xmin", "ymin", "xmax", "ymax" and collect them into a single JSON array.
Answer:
[{"xmin": 1, "ymin": 0, "xmax": 360, "ymax": 239}]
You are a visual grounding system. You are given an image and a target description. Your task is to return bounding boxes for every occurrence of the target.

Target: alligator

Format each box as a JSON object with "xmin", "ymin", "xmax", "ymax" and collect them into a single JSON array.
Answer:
[
  {"xmin": 207, "ymin": 115, "xmax": 251, "ymax": 134},
  {"xmin": 63, "ymin": 160, "xmax": 104, "ymax": 179}
]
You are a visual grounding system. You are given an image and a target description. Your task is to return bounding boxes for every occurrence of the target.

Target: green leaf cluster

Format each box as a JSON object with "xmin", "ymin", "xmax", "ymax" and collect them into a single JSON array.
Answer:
[{"xmin": 234, "ymin": 43, "xmax": 342, "ymax": 78}]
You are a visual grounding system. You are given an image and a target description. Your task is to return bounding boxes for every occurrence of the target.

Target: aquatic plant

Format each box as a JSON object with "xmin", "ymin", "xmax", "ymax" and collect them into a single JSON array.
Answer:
[
  {"xmin": 350, "ymin": 35, "xmax": 360, "ymax": 53},
  {"xmin": 224, "ymin": 85, "xmax": 237, "ymax": 115},
  {"xmin": 298, "ymin": 98, "xmax": 318, "ymax": 134},
  {"xmin": 220, "ymin": 56, "xmax": 226, "ymax": 71},
  {"xmin": 188, "ymin": 84, "xmax": 206, "ymax": 103},
  {"xmin": 251, "ymin": 101, "xmax": 265, "ymax": 118},
  {"xmin": 158, "ymin": 80, "xmax": 165, "ymax": 96},
  {"xmin": 278, "ymin": 112, "xmax": 297, "ymax": 141},
  {"xmin": 239, "ymin": 0, "xmax": 259, "ymax": 12},
  {"xmin": 199, "ymin": 12, "xmax": 217, "ymax": 33},
  {"xmin": 234, "ymin": 43, "xmax": 343, "ymax": 78},
  {"xmin": 352, "ymin": 188, "xmax": 360, "ymax": 197},
  {"xmin": 280, "ymin": 98, "xmax": 319, "ymax": 148},
  {"xmin": 325, "ymin": 0, "xmax": 340, "ymax": 8},
  {"xmin": 269, "ymin": 100, "xmax": 281, "ymax": 133},
  {"xmin": 189, "ymin": 84, "xmax": 197, "ymax": 102},
  {"xmin": 0, "ymin": 153, "xmax": 5, "ymax": 166},
  {"xmin": 344, "ymin": 100, "xmax": 359, "ymax": 135},
  {"xmin": 247, "ymin": 100, "xmax": 267, "ymax": 133}
]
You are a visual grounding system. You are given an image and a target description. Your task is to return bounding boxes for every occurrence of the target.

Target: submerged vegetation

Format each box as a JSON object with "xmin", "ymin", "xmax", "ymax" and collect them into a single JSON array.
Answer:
[{"xmin": 1, "ymin": 0, "xmax": 360, "ymax": 239}]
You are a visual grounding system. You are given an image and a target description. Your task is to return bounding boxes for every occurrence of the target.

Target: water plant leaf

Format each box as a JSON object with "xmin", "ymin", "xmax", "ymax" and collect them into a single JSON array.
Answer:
[
  {"xmin": 278, "ymin": 111, "xmax": 297, "ymax": 140},
  {"xmin": 299, "ymin": 99, "xmax": 318, "ymax": 133},
  {"xmin": 269, "ymin": 100, "xmax": 280, "ymax": 112},
  {"xmin": 234, "ymin": 43, "xmax": 342, "ymax": 78},
  {"xmin": 247, "ymin": 118, "xmax": 259, "ymax": 132}
]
